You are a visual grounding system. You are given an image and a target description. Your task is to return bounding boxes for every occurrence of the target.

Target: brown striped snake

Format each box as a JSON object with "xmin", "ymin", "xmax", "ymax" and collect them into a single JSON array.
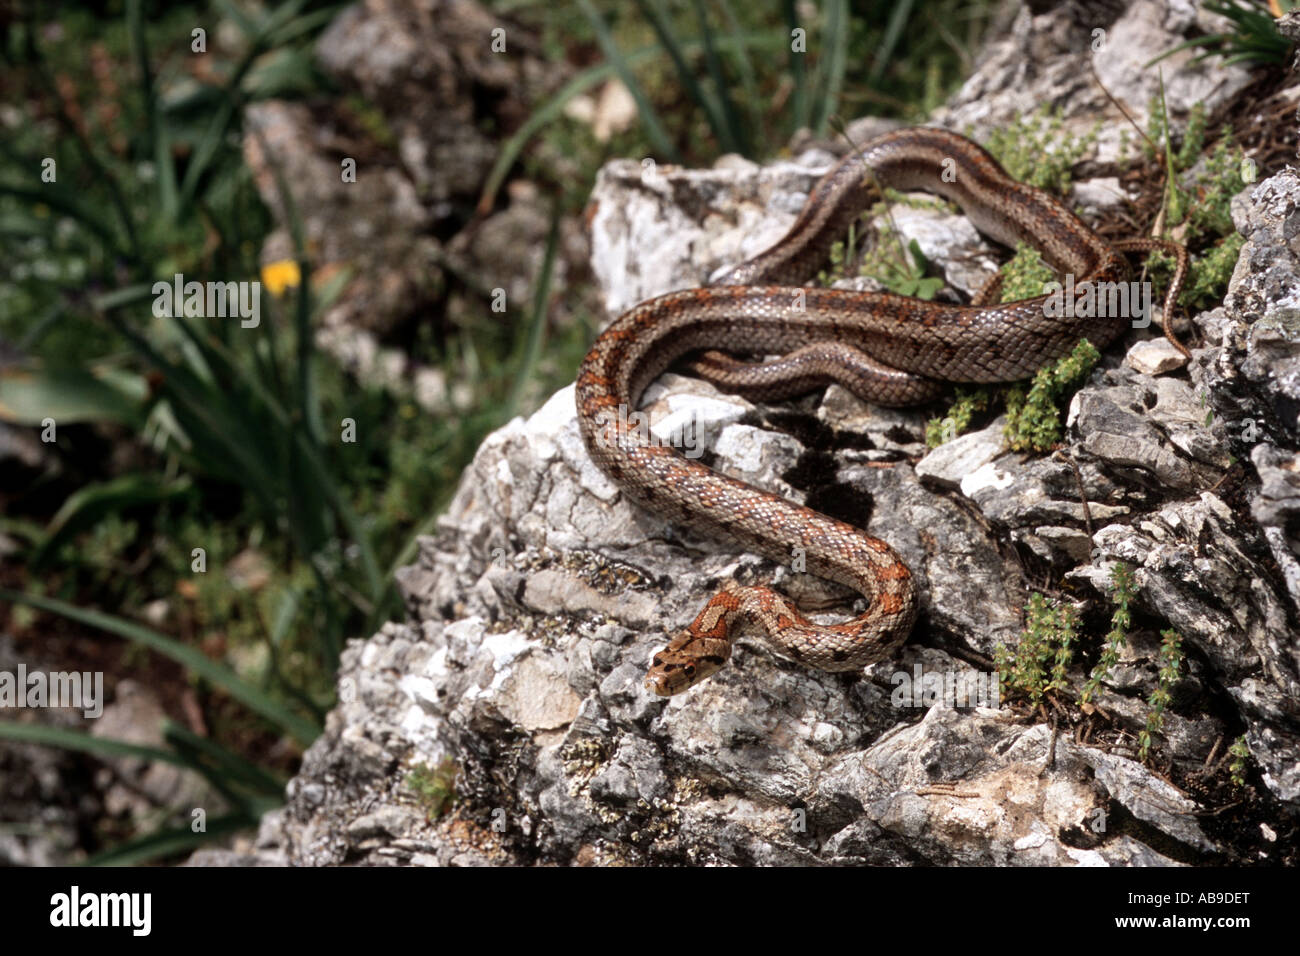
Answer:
[{"xmin": 575, "ymin": 126, "xmax": 1189, "ymax": 696}]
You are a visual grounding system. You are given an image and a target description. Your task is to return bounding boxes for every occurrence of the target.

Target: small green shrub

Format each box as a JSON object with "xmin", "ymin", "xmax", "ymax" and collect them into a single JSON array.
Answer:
[
  {"xmin": 1228, "ymin": 735, "xmax": 1251, "ymax": 788},
  {"xmin": 407, "ymin": 757, "xmax": 459, "ymax": 821},
  {"xmin": 925, "ymin": 387, "xmax": 992, "ymax": 447},
  {"xmin": 1138, "ymin": 628, "xmax": 1184, "ymax": 761},
  {"xmin": 995, "ymin": 593, "xmax": 1082, "ymax": 704},
  {"xmin": 1080, "ymin": 562, "xmax": 1137, "ymax": 706},
  {"xmin": 984, "ymin": 107, "xmax": 1100, "ymax": 195},
  {"xmin": 1003, "ymin": 339, "xmax": 1100, "ymax": 452}
]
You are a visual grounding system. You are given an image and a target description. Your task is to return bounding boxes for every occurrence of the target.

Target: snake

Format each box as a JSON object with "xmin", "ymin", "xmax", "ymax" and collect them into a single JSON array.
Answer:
[{"xmin": 574, "ymin": 126, "xmax": 1188, "ymax": 696}]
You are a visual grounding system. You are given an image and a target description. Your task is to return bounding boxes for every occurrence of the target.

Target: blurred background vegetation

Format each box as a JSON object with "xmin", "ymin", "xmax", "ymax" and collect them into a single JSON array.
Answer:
[{"xmin": 0, "ymin": 0, "xmax": 1284, "ymax": 863}]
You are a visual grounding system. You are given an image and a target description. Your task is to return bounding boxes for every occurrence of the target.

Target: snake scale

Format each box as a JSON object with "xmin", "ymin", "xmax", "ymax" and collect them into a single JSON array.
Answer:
[{"xmin": 575, "ymin": 126, "xmax": 1188, "ymax": 696}]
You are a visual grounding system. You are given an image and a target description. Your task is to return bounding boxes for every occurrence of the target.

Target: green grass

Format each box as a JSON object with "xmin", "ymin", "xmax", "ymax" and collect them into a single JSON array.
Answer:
[
  {"xmin": 1003, "ymin": 340, "xmax": 1101, "ymax": 453},
  {"xmin": 406, "ymin": 757, "xmax": 459, "ymax": 822},
  {"xmin": 1142, "ymin": 102, "xmax": 1253, "ymax": 311},
  {"xmin": 1228, "ymin": 735, "xmax": 1251, "ymax": 788},
  {"xmin": 489, "ymin": 0, "xmax": 1000, "ymax": 206},
  {"xmin": 925, "ymin": 388, "xmax": 991, "ymax": 448}
]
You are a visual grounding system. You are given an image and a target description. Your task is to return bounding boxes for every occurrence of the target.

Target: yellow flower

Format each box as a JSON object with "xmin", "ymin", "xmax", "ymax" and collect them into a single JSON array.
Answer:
[{"xmin": 260, "ymin": 259, "xmax": 301, "ymax": 296}]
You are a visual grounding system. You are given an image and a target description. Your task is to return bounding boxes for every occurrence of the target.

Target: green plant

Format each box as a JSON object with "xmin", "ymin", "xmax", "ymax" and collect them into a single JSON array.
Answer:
[
  {"xmin": 0, "ymin": 1, "xmax": 447, "ymax": 863},
  {"xmin": 995, "ymin": 593, "xmax": 1082, "ymax": 704},
  {"xmin": 1143, "ymin": 119, "xmax": 1252, "ymax": 310},
  {"xmin": 1147, "ymin": 1, "xmax": 1294, "ymax": 68},
  {"xmin": 1228, "ymin": 734, "xmax": 1251, "ymax": 787},
  {"xmin": 1174, "ymin": 101, "xmax": 1209, "ymax": 171},
  {"xmin": 479, "ymin": 27, "xmax": 790, "ymax": 214},
  {"xmin": 485, "ymin": 0, "xmax": 999, "ymax": 220},
  {"xmin": 1184, "ymin": 127, "xmax": 1245, "ymax": 240},
  {"xmin": 1138, "ymin": 628, "xmax": 1184, "ymax": 761},
  {"xmin": 407, "ymin": 757, "xmax": 459, "ymax": 821},
  {"xmin": 1003, "ymin": 339, "xmax": 1100, "ymax": 452},
  {"xmin": 856, "ymin": 232, "xmax": 946, "ymax": 299},
  {"xmin": 997, "ymin": 242, "xmax": 1057, "ymax": 303},
  {"xmin": 0, "ymin": 0, "xmax": 586, "ymax": 862},
  {"xmin": 925, "ymin": 387, "xmax": 991, "ymax": 447},
  {"xmin": 1080, "ymin": 562, "xmax": 1137, "ymax": 706},
  {"xmin": 983, "ymin": 107, "xmax": 1100, "ymax": 195},
  {"xmin": 571, "ymin": 0, "xmax": 855, "ymax": 161}
]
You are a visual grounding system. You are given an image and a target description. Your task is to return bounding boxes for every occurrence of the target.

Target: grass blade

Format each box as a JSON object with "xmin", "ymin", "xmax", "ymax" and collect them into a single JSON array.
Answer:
[
  {"xmin": 0, "ymin": 182, "xmax": 122, "ymax": 251},
  {"xmin": 690, "ymin": 0, "xmax": 750, "ymax": 155},
  {"xmin": 812, "ymin": 0, "xmax": 849, "ymax": 135},
  {"xmin": 633, "ymin": 0, "xmax": 736, "ymax": 153},
  {"xmin": 177, "ymin": 0, "xmax": 312, "ymax": 209},
  {"xmin": 82, "ymin": 814, "xmax": 256, "ymax": 866},
  {"xmin": 784, "ymin": 0, "xmax": 811, "ymax": 132},
  {"xmin": 576, "ymin": 0, "xmax": 683, "ymax": 163},
  {"xmin": 163, "ymin": 720, "xmax": 285, "ymax": 796},
  {"xmin": 0, "ymin": 721, "xmax": 196, "ymax": 769},
  {"xmin": 126, "ymin": 0, "xmax": 178, "ymax": 221},
  {"xmin": 477, "ymin": 31, "xmax": 784, "ymax": 214},
  {"xmin": 478, "ymin": 60, "xmax": 617, "ymax": 214},
  {"xmin": 30, "ymin": 475, "xmax": 192, "ymax": 568},
  {"xmin": 716, "ymin": 0, "xmax": 761, "ymax": 142},
  {"xmin": 869, "ymin": 0, "xmax": 915, "ymax": 83},
  {"xmin": 0, "ymin": 364, "xmax": 145, "ymax": 427},
  {"xmin": 504, "ymin": 204, "xmax": 561, "ymax": 419}
]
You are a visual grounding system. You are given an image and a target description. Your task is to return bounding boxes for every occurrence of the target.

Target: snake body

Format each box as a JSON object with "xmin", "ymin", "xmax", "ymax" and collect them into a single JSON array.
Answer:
[{"xmin": 575, "ymin": 126, "xmax": 1186, "ymax": 696}]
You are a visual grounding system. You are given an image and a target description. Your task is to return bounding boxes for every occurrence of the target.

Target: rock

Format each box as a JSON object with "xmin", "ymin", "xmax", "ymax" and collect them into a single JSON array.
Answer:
[
  {"xmin": 1077, "ymin": 748, "xmax": 1214, "ymax": 853},
  {"xmin": 915, "ymin": 417, "xmax": 1008, "ymax": 489},
  {"xmin": 1072, "ymin": 177, "xmax": 1129, "ymax": 214},
  {"xmin": 935, "ymin": 0, "xmax": 1254, "ymax": 160},
  {"xmin": 1126, "ymin": 338, "xmax": 1188, "ymax": 375},
  {"xmin": 1067, "ymin": 372, "xmax": 1231, "ymax": 491},
  {"xmin": 1251, "ymin": 444, "xmax": 1300, "ymax": 609}
]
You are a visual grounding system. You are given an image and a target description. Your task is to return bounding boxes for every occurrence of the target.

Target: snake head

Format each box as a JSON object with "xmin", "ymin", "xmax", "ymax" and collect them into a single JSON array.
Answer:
[{"xmin": 644, "ymin": 632, "xmax": 730, "ymax": 696}]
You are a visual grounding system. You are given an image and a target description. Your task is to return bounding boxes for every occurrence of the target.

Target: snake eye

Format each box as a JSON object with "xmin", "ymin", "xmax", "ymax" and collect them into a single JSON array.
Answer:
[{"xmin": 684, "ymin": 664, "xmax": 696, "ymax": 677}]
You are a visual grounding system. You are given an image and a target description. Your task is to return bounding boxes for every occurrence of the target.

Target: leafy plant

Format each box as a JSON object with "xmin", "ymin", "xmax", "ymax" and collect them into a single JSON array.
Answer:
[
  {"xmin": 925, "ymin": 387, "xmax": 991, "ymax": 447},
  {"xmin": 407, "ymin": 758, "xmax": 459, "ymax": 822},
  {"xmin": 984, "ymin": 107, "xmax": 1100, "ymax": 195},
  {"xmin": 1080, "ymin": 562, "xmax": 1137, "ymax": 706},
  {"xmin": 1147, "ymin": 1, "xmax": 1294, "ymax": 68},
  {"xmin": 1138, "ymin": 628, "xmax": 1184, "ymax": 761},
  {"xmin": 871, "ymin": 237, "xmax": 946, "ymax": 299},
  {"xmin": 1228, "ymin": 735, "xmax": 1251, "ymax": 788},
  {"xmin": 995, "ymin": 593, "xmax": 1082, "ymax": 704},
  {"xmin": 1003, "ymin": 339, "xmax": 1100, "ymax": 452},
  {"xmin": 997, "ymin": 243, "xmax": 1056, "ymax": 303},
  {"xmin": 1143, "ymin": 111, "xmax": 1252, "ymax": 310}
]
